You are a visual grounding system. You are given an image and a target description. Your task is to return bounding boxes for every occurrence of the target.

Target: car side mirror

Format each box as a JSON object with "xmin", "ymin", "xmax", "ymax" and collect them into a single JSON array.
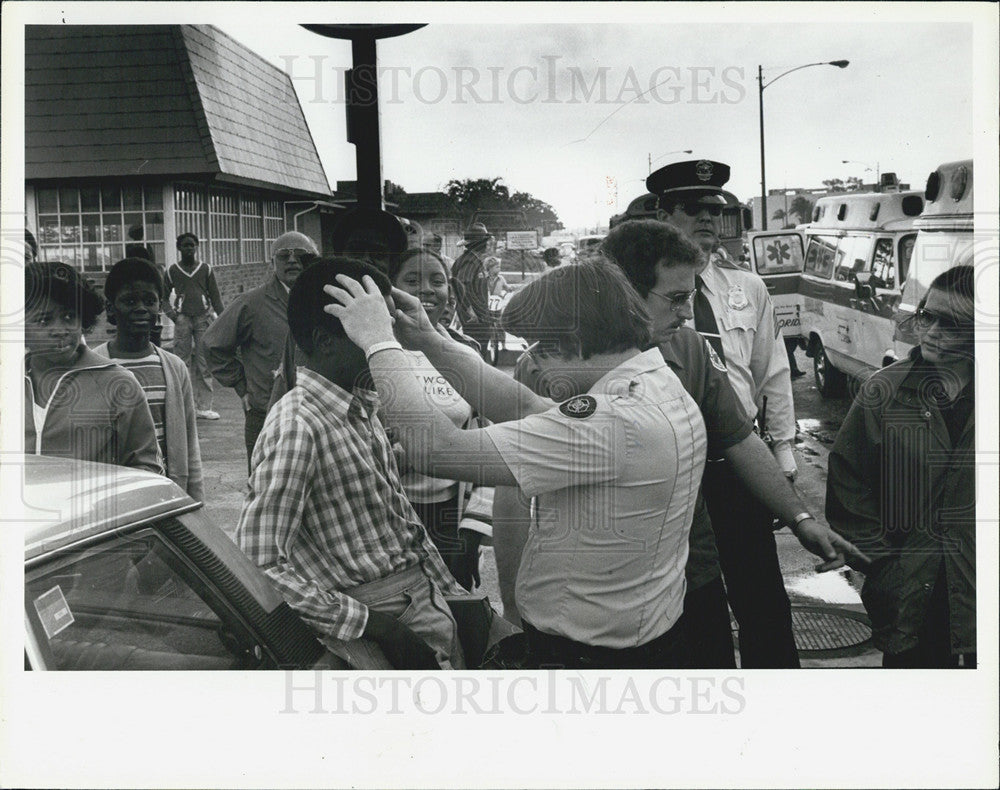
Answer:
[{"xmin": 853, "ymin": 271, "xmax": 873, "ymax": 299}]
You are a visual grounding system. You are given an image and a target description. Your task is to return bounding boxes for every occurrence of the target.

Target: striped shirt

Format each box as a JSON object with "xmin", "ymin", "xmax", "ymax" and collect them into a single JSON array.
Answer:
[
  {"xmin": 100, "ymin": 351, "xmax": 167, "ymax": 461},
  {"xmin": 236, "ymin": 366, "xmax": 463, "ymax": 642}
]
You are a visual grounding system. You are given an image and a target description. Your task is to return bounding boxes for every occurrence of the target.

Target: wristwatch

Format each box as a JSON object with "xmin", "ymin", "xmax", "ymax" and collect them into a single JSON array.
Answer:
[{"xmin": 790, "ymin": 512, "xmax": 813, "ymax": 530}]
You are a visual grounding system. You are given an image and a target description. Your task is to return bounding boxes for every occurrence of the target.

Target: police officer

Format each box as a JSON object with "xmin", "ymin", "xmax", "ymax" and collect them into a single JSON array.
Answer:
[{"xmin": 648, "ymin": 159, "xmax": 802, "ymax": 667}]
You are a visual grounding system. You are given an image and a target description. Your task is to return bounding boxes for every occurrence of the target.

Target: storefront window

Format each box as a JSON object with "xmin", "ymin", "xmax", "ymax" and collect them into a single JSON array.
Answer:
[{"xmin": 35, "ymin": 183, "xmax": 167, "ymax": 270}]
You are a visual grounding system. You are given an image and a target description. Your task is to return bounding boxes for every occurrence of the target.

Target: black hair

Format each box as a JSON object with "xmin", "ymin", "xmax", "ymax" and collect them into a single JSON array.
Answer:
[
  {"xmin": 927, "ymin": 265, "xmax": 974, "ymax": 303},
  {"xmin": 176, "ymin": 232, "xmax": 199, "ymax": 246},
  {"xmin": 601, "ymin": 219, "xmax": 704, "ymax": 297},
  {"xmin": 916, "ymin": 265, "xmax": 975, "ymax": 327},
  {"xmin": 501, "ymin": 258, "xmax": 652, "ymax": 359},
  {"xmin": 127, "ymin": 224, "xmax": 145, "ymax": 241},
  {"xmin": 287, "ymin": 257, "xmax": 392, "ymax": 356},
  {"xmin": 387, "ymin": 247, "xmax": 448, "ymax": 284},
  {"xmin": 104, "ymin": 257, "xmax": 165, "ymax": 301},
  {"xmin": 25, "ymin": 228, "xmax": 39, "ymax": 259},
  {"xmin": 24, "ymin": 260, "xmax": 104, "ymax": 331}
]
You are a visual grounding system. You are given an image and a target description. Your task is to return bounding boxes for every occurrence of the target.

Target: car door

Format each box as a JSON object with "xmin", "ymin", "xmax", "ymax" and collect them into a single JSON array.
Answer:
[
  {"xmin": 747, "ymin": 230, "xmax": 806, "ymax": 342},
  {"xmin": 26, "ymin": 528, "xmax": 277, "ymax": 670}
]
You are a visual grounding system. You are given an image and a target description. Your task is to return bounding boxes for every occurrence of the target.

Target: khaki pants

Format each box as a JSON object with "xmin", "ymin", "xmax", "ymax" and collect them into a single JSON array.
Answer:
[{"xmin": 326, "ymin": 564, "xmax": 465, "ymax": 670}]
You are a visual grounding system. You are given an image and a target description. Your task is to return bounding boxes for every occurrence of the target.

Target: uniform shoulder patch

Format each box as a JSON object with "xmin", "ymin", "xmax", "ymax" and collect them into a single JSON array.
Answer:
[
  {"xmin": 705, "ymin": 342, "xmax": 727, "ymax": 373},
  {"xmin": 559, "ymin": 395, "xmax": 597, "ymax": 419}
]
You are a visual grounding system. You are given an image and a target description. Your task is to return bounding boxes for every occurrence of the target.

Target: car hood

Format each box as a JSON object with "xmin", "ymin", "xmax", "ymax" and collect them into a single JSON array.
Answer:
[{"xmin": 20, "ymin": 455, "xmax": 197, "ymax": 562}]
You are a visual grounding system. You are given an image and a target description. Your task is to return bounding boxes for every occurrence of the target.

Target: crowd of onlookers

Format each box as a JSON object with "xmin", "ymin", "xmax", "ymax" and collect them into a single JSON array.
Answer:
[{"xmin": 23, "ymin": 159, "xmax": 976, "ymax": 670}]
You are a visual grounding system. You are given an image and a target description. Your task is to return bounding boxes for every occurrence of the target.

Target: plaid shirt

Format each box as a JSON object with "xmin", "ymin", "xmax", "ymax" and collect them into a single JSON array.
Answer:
[{"xmin": 236, "ymin": 367, "xmax": 462, "ymax": 642}]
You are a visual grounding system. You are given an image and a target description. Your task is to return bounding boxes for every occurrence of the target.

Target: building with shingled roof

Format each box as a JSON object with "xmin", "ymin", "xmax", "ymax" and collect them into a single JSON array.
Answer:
[{"xmin": 25, "ymin": 24, "xmax": 341, "ymax": 303}]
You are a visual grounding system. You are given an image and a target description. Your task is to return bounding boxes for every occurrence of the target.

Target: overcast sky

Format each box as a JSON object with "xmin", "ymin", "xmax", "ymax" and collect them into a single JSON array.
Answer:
[
  {"xmin": 5, "ymin": 2, "xmax": 993, "ymax": 231},
  {"xmin": 214, "ymin": 7, "xmax": 988, "ymax": 230}
]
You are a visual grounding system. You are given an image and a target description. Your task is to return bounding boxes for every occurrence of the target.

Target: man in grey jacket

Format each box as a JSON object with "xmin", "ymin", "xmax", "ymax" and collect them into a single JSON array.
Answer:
[{"xmin": 204, "ymin": 231, "xmax": 319, "ymax": 471}]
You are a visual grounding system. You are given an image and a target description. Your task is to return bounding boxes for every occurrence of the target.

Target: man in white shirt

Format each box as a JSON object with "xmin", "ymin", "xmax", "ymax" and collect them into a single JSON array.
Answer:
[{"xmin": 649, "ymin": 159, "xmax": 801, "ymax": 667}]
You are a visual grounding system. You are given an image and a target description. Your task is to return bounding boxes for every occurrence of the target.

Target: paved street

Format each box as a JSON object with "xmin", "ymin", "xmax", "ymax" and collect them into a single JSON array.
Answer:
[{"xmin": 197, "ymin": 344, "xmax": 879, "ymax": 667}]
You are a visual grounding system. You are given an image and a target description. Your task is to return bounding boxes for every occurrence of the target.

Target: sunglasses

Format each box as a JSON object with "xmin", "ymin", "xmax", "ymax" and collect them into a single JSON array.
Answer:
[
  {"xmin": 915, "ymin": 308, "xmax": 973, "ymax": 332},
  {"xmin": 274, "ymin": 248, "xmax": 313, "ymax": 263},
  {"xmin": 678, "ymin": 202, "xmax": 723, "ymax": 217},
  {"xmin": 648, "ymin": 288, "xmax": 696, "ymax": 308}
]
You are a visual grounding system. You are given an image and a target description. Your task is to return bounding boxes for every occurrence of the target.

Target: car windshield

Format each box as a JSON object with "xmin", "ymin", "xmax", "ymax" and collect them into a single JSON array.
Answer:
[{"xmin": 26, "ymin": 526, "xmax": 264, "ymax": 670}]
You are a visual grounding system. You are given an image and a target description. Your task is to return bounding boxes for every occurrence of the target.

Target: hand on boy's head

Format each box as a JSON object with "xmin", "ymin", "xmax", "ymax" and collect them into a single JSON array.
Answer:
[{"xmin": 323, "ymin": 275, "xmax": 395, "ymax": 350}]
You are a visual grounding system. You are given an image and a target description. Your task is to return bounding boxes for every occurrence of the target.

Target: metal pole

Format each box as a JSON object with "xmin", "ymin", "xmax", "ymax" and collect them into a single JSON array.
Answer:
[
  {"xmin": 348, "ymin": 35, "xmax": 382, "ymax": 211},
  {"xmin": 758, "ymin": 65, "xmax": 767, "ymax": 231}
]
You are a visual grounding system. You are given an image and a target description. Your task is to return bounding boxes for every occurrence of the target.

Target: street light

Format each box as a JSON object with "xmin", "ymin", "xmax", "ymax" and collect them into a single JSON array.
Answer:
[
  {"xmin": 648, "ymin": 149, "xmax": 693, "ymax": 174},
  {"xmin": 758, "ymin": 60, "xmax": 849, "ymax": 229},
  {"xmin": 842, "ymin": 159, "xmax": 880, "ymax": 190}
]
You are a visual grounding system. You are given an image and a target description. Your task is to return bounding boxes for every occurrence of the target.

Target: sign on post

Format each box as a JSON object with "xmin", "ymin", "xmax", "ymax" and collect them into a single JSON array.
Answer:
[{"xmin": 506, "ymin": 231, "xmax": 538, "ymax": 250}]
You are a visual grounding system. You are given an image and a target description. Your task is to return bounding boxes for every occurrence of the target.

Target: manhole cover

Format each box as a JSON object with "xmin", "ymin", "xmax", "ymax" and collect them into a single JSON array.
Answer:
[
  {"xmin": 731, "ymin": 606, "xmax": 873, "ymax": 657},
  {"xmin": 791, "ymin": 606, "xmax": 872, "ymax": 654}
]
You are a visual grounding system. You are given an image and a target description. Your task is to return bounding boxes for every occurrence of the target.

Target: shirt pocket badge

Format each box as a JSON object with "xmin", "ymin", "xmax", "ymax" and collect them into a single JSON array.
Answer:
[{"xmin": 726, "ymin": 284, "xmax": 749, "ymax": 311}]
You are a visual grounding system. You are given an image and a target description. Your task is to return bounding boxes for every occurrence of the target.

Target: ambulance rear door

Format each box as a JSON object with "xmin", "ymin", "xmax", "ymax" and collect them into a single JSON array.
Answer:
[{"xmin": 747, "ymin": 229, "xmax": 805, "ymax": 342}]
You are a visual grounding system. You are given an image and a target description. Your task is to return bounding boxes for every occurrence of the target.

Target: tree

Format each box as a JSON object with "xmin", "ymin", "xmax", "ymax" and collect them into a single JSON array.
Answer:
[
  {"xmin": 845, "ymin": 175, "xmax": 864, "ymax": 192},
  {"xmin": 445, "ymin": 177, "xmax": 510, "ymax": 222},
  {"xmin": 511, "ymin": 191, "xmax": 563, "ymax": 233},
  {"xmin": 821, "ymin": 178, "xmax": 846, "ymax": 193},
  {"xmin": 444, "ymin": 177, "xmax": 562, "ymax": 231},
  {"xmin": 771, "ymin": 208, "xmax": 787, "ymax": 223},
  {"xmin": 789, "ymin": 195, "xmax": 815, "ymax": 224},
  {"xmin": 384, "ymin": 180, "xmax": 407, "ymax": 205}
]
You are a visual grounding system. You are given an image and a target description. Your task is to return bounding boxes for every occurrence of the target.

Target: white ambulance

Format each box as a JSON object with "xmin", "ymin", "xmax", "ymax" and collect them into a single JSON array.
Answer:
[
  {"xmin": 744, "ymin": 227, "xmax": 807, "ymax": 347},
  {"xmin": 790, "ymin": 189, "xmax": 924, "ymax": 396},
  {"xmin": 892, "ymin": 159, "xmax": 976, "ymax": 358}
]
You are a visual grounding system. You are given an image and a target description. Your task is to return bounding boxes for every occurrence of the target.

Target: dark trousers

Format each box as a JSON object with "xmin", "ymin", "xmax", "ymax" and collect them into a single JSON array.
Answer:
[
  {"xmin": 882, "ymin": 567, "xmax": 976, "ymax": 668},
  {"xmin": 682, "ymin": 575, "xmax": 737, "ymax": 669},
  {"xmin": 521, "ymin": 618, "xmax": 689, "ymax": 670},
  {"xmin": 244, "ymin": 407, "xmax": 268, "ymax": 475},
  {"xmin": 702, "ymin": 459, "xmax": 800, "ymax": 668},
  {"xmin": 461, "ymin": 320, "xmax": 495, "ymax": 362},
  {"xmin": 412, "ymin": 497, "xmax": 477, "ymax": 591}
]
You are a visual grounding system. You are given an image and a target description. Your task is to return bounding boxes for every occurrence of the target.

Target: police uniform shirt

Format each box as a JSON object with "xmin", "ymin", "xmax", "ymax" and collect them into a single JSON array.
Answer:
[
  {"xmin": 694, "ymin": 249, "xmax": 796, "ymax": 442},
  {"xmin": 484, "ymin": 348, "xmax": 707, "ymax": 649},
  {"xmin": 659, "ymin": 328, "xmax": 755, "ymax": 591}
]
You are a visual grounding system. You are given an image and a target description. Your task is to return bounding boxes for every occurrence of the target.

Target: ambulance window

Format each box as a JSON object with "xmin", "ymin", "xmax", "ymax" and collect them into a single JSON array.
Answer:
[
  {"xmin": 898, "ymin": 234, "xmax": 916, "ymax": 284},
  {"xmin": 834, "ymin": 236, "xmax": 872, "ymax": 282},
  {"xmin": 871, "ymin": 238, "xmax": 895, "ymax": 289},
  {"xmin": 804, "ymin": 235, "xmax": 838, "ymax": 278},
  {"xmin": 753, "ymin": 233, "xmax": 804, "ymax": 274}
]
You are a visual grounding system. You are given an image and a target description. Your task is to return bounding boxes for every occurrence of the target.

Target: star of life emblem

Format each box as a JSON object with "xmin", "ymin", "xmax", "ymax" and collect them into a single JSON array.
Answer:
[{"xmin": 559, "ymin": 395, "xmax": 597, "ymax": 419}]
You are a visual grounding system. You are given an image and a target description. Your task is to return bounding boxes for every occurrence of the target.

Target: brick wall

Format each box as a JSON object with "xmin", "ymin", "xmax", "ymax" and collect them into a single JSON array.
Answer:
[{"xmin": 213, "ymin": 262, "xmax": 271, "ymax": 303}]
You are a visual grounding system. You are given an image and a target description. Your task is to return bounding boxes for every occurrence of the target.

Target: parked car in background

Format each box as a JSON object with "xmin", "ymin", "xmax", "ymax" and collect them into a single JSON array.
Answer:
[
  {"xmin": 23, "ymin": 455, "xmax": 346, "ymax": 670},
  {"xmin": 575, "ymin": 234, "xmax": 607, "ymax": 261}
]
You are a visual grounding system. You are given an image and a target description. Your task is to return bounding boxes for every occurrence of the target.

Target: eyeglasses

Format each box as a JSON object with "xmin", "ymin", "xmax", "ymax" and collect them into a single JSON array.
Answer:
[
  {"xmin": 915, "ymin": 308, "xmax": 973, "ymax": 332},
  {"xmin": 274, "ymin": 248, "xmax": 313, "ymax": 263},
  {"xmin": 678, "ymin": 202, "xmax": 723, "ymax": 218},
  {"xmin": 648, "ymin": 288, "xmax": 696, "ymax": 308}
]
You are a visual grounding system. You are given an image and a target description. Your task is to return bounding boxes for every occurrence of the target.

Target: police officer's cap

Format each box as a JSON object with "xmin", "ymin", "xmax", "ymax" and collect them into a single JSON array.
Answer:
[{"xmin": 646, "ymin": 159, "xmax": 739, "ymax": 206}]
